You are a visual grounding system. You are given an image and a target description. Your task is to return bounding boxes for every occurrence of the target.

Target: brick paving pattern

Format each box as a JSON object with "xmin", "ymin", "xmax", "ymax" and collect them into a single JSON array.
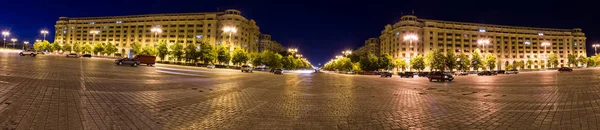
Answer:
[{"xmin": 1, "ymin": 53, "xmax": 600, "ymax": 129}]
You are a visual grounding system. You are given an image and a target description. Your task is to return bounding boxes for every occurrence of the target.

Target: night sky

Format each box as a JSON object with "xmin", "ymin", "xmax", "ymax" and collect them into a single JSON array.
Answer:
[{"xmin": 1, "ymin": 0, "xmax": 598, "ymax": 66}]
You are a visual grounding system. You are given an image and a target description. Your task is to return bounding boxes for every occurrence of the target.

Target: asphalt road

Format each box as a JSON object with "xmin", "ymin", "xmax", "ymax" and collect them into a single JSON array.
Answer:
[{"xmin": 1, "ymin": 52, "xmax": 600, "ymax": 129}]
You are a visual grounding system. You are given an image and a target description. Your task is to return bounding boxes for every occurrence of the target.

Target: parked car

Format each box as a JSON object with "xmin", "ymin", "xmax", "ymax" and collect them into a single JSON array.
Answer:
[
  {"xmin": 417, "ymin": 72, "xmax": 430, "ymax": 77},
  {"xmin": 427, "ymin": 72, "xmax": 454, "ymax": 82},
  {"xmin": 361, "ymin": 71, "xmax": 380, "ymax": 75},
  {"xmin": 558, "ymin": 67, "xmax": 573, "ymax": 72},
  {"xmin": 82, "ymin": 54, "xmax": 92, "ymax": 58},
  {"xmin": 455, "ymin": 71, "xmax": 469, "ymax": 76},
  {"xmin": 133, "ymin": 55, "xmax": 156, "ymax": 66},
  {"xmin": 380, "ymin": 72, "xmax": 393, "ymax": 78},
  {"xmin": 206, "ymin": 65, "xmax": 216, "ymax": 69},
  {"xmin": 398, "ymin": 72, "xmax": 414, "ymax": 78},
  {"xmin": 497, "ymin": 70, "xmax": 506, "ymax": 74},
  {"xmin": 346, "ymin": 71, "xmax": 355, "ymax": 74},
  {"xmin": 241, "ymin": 65, "xmax": 253, "ymax": 73},
  {"xmin": 273, "ymin": 69, "xmax": 283, "ymax": 75},
  {"xmin": 19, "ymin": 50, "xmax": 37, "ymax": 57},
  {"xmin": 36, "ymin": 51, "xmax": 45, "ymax": 55},
  {"xmin": 477, "ymin": 71, "xmax": 493, "ymax": 76},
  {"xmin": 115, "ymin": 58, "xmax": 140, "ymax": 67},
  {"xmin": 505, "ymin": 69, "xmax": 519, "ymax": 74},
  {"xmin": 490, "ymin": 71, "xmax": 499, "ymax": 75},
  {"xmin": 65, "ymin": 53, "xmax": 79, "ymax": 58}
]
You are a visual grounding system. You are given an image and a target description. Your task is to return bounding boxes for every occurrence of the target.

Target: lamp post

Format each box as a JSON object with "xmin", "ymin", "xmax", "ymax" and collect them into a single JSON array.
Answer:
[
  {"xmin": 151, "ymin": 26, "xmax": 162, "ymax": 47},
  {"xmin": 403, "ymin": 33, "xmax": 418, "ymax": 71},
  {"xmin": 41, "ymin": 30, "xmax": 49, "ymax": 41},
  {"xmin": 23, "ymin": 41, "xmax": 29, "ymax": 50},
  {"xmin": 342, "ymin": 50, "xmax": 352, "ymax": 56},
  {"xmin": 89, "ymin": 30, "xmax": 99, "ymax": 44},
  {"xmin": 541, "ymin": 41, "xmax": 550, "ymax": 68},
  {"xmin": 593, "ymin": 44, "xmax": 599, "ymax": 54},
  {"xmin": 477, "ymin": 39, "xmax": 490, "ymax": 55},
  {"xmin": 223, "ymin": 27, "xmax": 237, "ymax": 65},
  {"xmin": 2, "ymin": 31, "xmax": 9, "ymax": 48},
  {"xmin": 296, "ymin": 54, "xmax": 303, "ymax": 58},
  {"xmin": 11, "ymin": 38, "xmax": 17, "ymax": 49},
  {"xmin": 288, "ymin": 48, "xmax": 298, "ymax": 56}
]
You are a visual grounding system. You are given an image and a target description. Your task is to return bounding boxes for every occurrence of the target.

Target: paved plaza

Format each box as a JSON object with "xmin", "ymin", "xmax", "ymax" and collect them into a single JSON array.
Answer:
[{"xmin": 1, "ymin": 52, "xmax": 600, "ymax": 129}]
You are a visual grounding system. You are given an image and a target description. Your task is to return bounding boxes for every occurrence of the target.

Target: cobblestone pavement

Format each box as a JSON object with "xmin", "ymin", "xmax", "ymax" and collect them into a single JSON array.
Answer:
[{"xmin": 1, "ymin": 52, "xmax": 600, "ymax": 130}]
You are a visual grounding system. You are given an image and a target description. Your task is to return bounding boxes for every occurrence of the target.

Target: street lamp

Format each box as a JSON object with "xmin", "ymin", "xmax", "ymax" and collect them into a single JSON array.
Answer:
[
  {"xmin": 11, "ymin": 38, "xmax": 17, "ymax": 49},
  {"xmin": 23, "ymin": 41, "xmax": 29, "ymax": 50},
  {"xmin": 403, "ymin": 33, "xmax": 418, "ymax": 71},
  {"xmin": 35, "ymin": 39, "xmax": 41, "ymax": 43},
  {"xmin": 296, "ymin": 54, "xmax": 303, "ymax": 58},
  {"xmin": 541, "ymin": 41, "xmax": 551, "ymax": 68},
  {"xmin": 335, "ymin": 55, "xmax": 343, "ymax": 59},
  {"xmin": 223, "ymin": 26, "xmax": 237, "ymax": 65},
  {"xmin": 477, "ymin": 38, "xmax": 491, "ymax": 54},
  {"xmin": 2, "ymin": 31, "xmax": 9, "ymax": 48},
  {"xmin": 89, "ymin": 30, "xmax": 100, "ymax": 44},
  {"xmin": 151, "ymin": 26, "xmax": 162, "ymax": 46},
  {"xmin": 40, "ymin": 30, "xmax": 49, "ymax": 41},
  {"xmin": 593, "ymin": 44, "xmax": 600, "ymax": 54},
  {"xmin": 288, "ymin": 48, "xmax": 298, "ymax": 55},
  {"xmin": 342, "ymin": 50, "xmax": 352, "ymax": 56}
]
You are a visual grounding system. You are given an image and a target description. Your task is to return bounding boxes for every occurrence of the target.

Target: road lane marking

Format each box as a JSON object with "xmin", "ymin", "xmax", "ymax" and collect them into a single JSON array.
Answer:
[{"xmin": 155, "ymin": 70, "xmax": 206, "ymax": 77}]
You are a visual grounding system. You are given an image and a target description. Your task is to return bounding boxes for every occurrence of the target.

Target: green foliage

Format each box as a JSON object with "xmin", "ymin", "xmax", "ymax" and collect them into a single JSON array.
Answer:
[
  {"xmin": 232, "ymin": 48, "xmax": 249, "ymax": 65},
  {"xmin": 33, "ymin": 40, "xmax": 50, "ymax": 51},
  {"xmin": 261, "ymin": 51, "xmax": 283, "ymax": 68},
  {"xmin": 103, "ymin": 42, "xmax": 118, "ymax": 56},
  {"xmin": 62, "ymin": 44, "xmax": 72, "ymax": 52},
  {"xmin": 431, "ymin": 49, "xmax": 446, "ymax": 71},
  {"xmin": 73, "ymin": 43, "xmax": 82, "ymax": 53},
  {"xmin": 216, "ymin": 45, "xmax": 230, "ymax": 64},
  {"xmin": 322, "ymin": 57, "xmax": 353, "ymax": 71},
  {"xmin": 506, "ymin": 64, "xmax": 513, "ymax": 70},
  {"xmin": 131, "ymin": 42, "xmax": 142, "ymax": 55},
  {"xmin": 445, "ymin": 51, "xmax": 457, "ymax": 72},
  {"xmin": 50, "ymin": 43, "xmax": 62, "ymax": 52},
  {"xmin": 82, "ymin": 44, "xmax": 92, "ymax": 54},
  {"xmin": 169, "ymin": 42, "xmax": 184, "ymax": 62},
  {"xmin": 93, "ymin": 43, "xmax": 104, "ymax": 55},
  {"xmin": 471, "ymin": 49, "xmax": 484, "ymax": 71},
  {"xmin": 157, "ymin": 40, "xmax": 169, "ymax": 61},
  {"xmin": 199, "ymin": 42, "xmax": 216, "ymax": 64},
  {"xmin": 249, "ymin": 52, "xmax": 263, "ymax": 66},
  {"xmin": 359, "ymin": 53, "xmax": 379, "ymax": 71},
  {"xmin": 457, "ymin": 53, "xmax": 470, "ymax": 71},
  {"xmin": 410, "ymin": 55, "xmax": 425, "ymax": 72},
  {"xmin": 424, "ymin": 51, "xmax": 434, "ymax": 71},
  {"xmin": 547, "ymin": 52, "xmax": 558, "ymax": 68},
  {"xmin": 567, "ymin": 54, "xmax": 577, "ymax": 67},
  {"xmin": 526, "ymin": 59, "xmax": 534, "ymax": 69},
  {"xmin": 141, "ymin": 45, "xmax": 157, "ymax": 56},
  {"xmin": 577, "ymin": 55, "xmax": 587, "ymax": 66},
  {"xmin": 485, "ymin": 53, "xmax": 497, "ymax": 70},
  {"xmin": 282, "ymin": 55, "xmax": 297, "ymax": 69},
  {"xmin": 394, "ymin": 58, "xmax": 407, "ymax": 72},
  {"xmin": 184, "ymin": 44, "xmax": 199, "ymax": 63},
  {"xmin": 378, "ymin": 53, "xmax": 393, "ymax": 70},
  {"xmin": 515, "ymin": 61, "xmax": 525, "ymax": 70}
]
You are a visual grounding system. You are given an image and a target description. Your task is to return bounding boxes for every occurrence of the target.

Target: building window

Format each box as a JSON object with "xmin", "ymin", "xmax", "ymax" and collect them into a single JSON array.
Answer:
[
  {"xmin": 116, "ymin": 21, "xmax": 122, "ymax": 24},
  {"xmin": 90, "ymin": 22, "xmax": 95, "ymax": 24}
]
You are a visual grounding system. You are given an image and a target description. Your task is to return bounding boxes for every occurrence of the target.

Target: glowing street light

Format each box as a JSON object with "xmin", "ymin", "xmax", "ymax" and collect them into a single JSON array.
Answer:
[
  {"xmin": 2, "ymin": 31, "xmax": 9, "ymax": 48},
  {"xmin": 23, "ymin": 41, "xmax": 29, "ymax": 50},
  {"xmin": 151, "ymin": 26, "xmax": 162, "ymax": 46},
  {"xmin": 477, "ymin": 38, "xmax": 491, "ymax": 54},
  {"xmin": 335, "ymin": 55, "xmax": 343, "ymax": 59},
  {"xmin": 288, "ymin": 48, "xmax": 298, "ymax": 55},
  {"xmin": 403, "ymin": 33, "xmax": 418, "ymax": 71},
  {"xmin": 11, "ymin": 38, "xmax": 17, "ymax": 49},
  {"xmin": 89, "ymin": 30, "xmax": 100, "ymax": 44},
  {"xmin": 222, "ymin": 26, "xmax": 237, "ymax": 44},
  {"xmin": 40, "ymin": 30, "xmax": 49, "ymax": 41},
  {"xmin": 295, "ymin": 54, "xmax": 303, "ymax": 58},
  {"xmin": 342, "ymin": 50, "xmax": 352, "ymax": 56},
  {"xmin": 592, "ymin": 44, "xmax": 599, "ymax": 54},
  {"xmin": 35, "ymin": 39, "xmax": 41, "ymax": 42},
  {"xmin": 541, "ymin": 41, "xmax": 551, "ymax": 68}
]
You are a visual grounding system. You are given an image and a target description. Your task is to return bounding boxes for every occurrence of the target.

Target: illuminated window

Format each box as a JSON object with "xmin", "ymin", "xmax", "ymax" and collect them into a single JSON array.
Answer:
[
  {"xmin": 116, "ymin": 21, "xmax": 122, "ymax": 24},
  {"xmin": 538, "ymin": 32, "xmax": 544, "ymax": 36},
  {"xmin": 90, "ymin": 22, "xmax": 95, "ymax": 24}
]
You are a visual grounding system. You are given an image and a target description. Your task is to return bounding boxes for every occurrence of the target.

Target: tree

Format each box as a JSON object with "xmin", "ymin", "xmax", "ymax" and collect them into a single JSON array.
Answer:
[
  {"xmin": 261, "ymin": 51, "xmax": 283, "ymax": 68},
  {"xmin": 471, "ymin": 49, "xmax": 484, "ymax": 71},
  {"xmin": 50, "ymin": 43, "xmax": 62, "ymax": 52},
  {"xmin": 410, "ymin": 55, "xmax": 425, "ymax": 72},
  {"xmin": 445, "ymin": 51, "xmax": 457, "ymax": 72},
  {"xmin": 231, "ymin": 48, "xmax": 249, "ymax": 65},
  {"xmin": 62, "ymin": 44, "xmax": 73, "ymax": 53},
  {"xmin": 73, "ymin": 43, "xmax": 82, "ymax": 53},
  {"xmin": 526, "ymin": 59, "xmax": 534, "ymax": 69},
  {"xmin": 394, "ymin": 58, "xmax": 407, "ymax": 72},
  {"xmin": 34, "ymin": 40, "xmax": 50, "ymax": 51},
  {"xmin": 378, "ymin": 53, "xmax": 393, "ymax": 70},
  {"xmin": 82, "ymin": 44, "xmax": 92, "ymax": 54},
  {"xmin": 431, "ymin": 49, "xmax": 446, "ymax": 72},
  {"xmin": 282, "ymin": 55, "xmax": 296, "ymax": 69},
  {"xmin": 93, "ymin": 43, "xmax": 105, "ymax": 55},
  {"xmin": 157, "ymin": 40, "xmax": 169, "ymax": 61},
  {"xmin": 515, "ymin": 61, "xmax": 525, "ymax": 70},
  {"xmin": 577, "ymin": 55, "xmax": 587, "ymax": 67},
  {"xmin": 336, "ymin": 57, "xmax": 353, "ymax": 71},
  {"xmin": 169, "ymin": 42, "xmax": 184, "ymax": 62},
  {"xmin": 103, "ymin": 42, "xmax": 118, "ymax": 56},
  {"xmin": 485, "ymin": 53, "xmax": 497, "ymax": 70},
  {"xmin": 457, "ymin": 53, "xmax": 470, "ymax": 71},
  {"xmin": 587, "ymin": 57, "xmax": 596, "ymax": 67},
  {"xmin": 547, "ymin": 52, "xmax": 558, "ymax": 68},
  {"xmin": 352, "ymin": 62, "xmax": 362, "ymax": 72},
  {"xmin": 424, "ymin": 51, "xmax": 434, "ymax": 71},
  {"xmin": 141, "ymin": 46, "xmax": 157, "ymax": 56},
  {"xmin": 359, "ymin": 53, "xmax": 379, "ymax": 71},
  {"xmin": 199, "ymin": 43, "xmax": 216, "ymax": 64},
  {"xmin": 216, "ymin": 45, "xmax": 230, "ymax": 64},
  {"xmin": 506, "ymin": 64, "xmax": 513, "ymax": 70},
  {"xmin": 567, "ymin": 54, "xmax": 577, "ymax": 67},
  {"xmin": 131, "ymin": 42, "xmax": 142, "ymax": 55},
  {"xmin": 249, "ymin": 52, "xmax": 263, "ymax": 66},
  {"xmin": 184, "ymin": 44, "xmax": 199, "ymax": 63}
]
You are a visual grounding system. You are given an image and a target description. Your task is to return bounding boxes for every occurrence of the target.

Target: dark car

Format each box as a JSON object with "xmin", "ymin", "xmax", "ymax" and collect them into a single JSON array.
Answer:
[
  {"xmin": 558, "ymin": 67, "xmax": 573, "ymax": 72},
  {"xmin": 380, "ymin": 72, "xmax": 392, "ymax": 78},
  {"xmin": 398, "ymin": 72, "xmax": 414, "ymax": 78},
  {"xmin": 274, "ymin": 69, "xmax": 283, "ymax": 75},
  {"xmin": 477, "ymin": 71, "xmax": 493, "ymax": 76},
  {"xmin": 427, "ymin": 72, "xmax": 454, "ymax": 82},
  {"xmin": 66, "ymin": 53, "xmax": 78, "ymax": 58},
  {"xmin": 115, "ymin": 58, "xmax": 140, "ymax": 67},
  {"xmin": 418, "ymin": 72, "xmax": 430, "ymax": 77},
  {"xmin": 490, "ymin": 71, "xmax": 499, "ymax": 75},
  {"xmin": 82, "ymin": 54, "xmax": 92, "ymax": 58},
  {"xmin": 497, "ymin": 70, "xmax": 506, "ymax": 74}
]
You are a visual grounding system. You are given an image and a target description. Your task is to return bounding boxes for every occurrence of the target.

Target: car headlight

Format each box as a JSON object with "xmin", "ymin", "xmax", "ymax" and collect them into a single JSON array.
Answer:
[{"xmin": 444, "ymin": 76, "xmax": 448, "ymax": 78}]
